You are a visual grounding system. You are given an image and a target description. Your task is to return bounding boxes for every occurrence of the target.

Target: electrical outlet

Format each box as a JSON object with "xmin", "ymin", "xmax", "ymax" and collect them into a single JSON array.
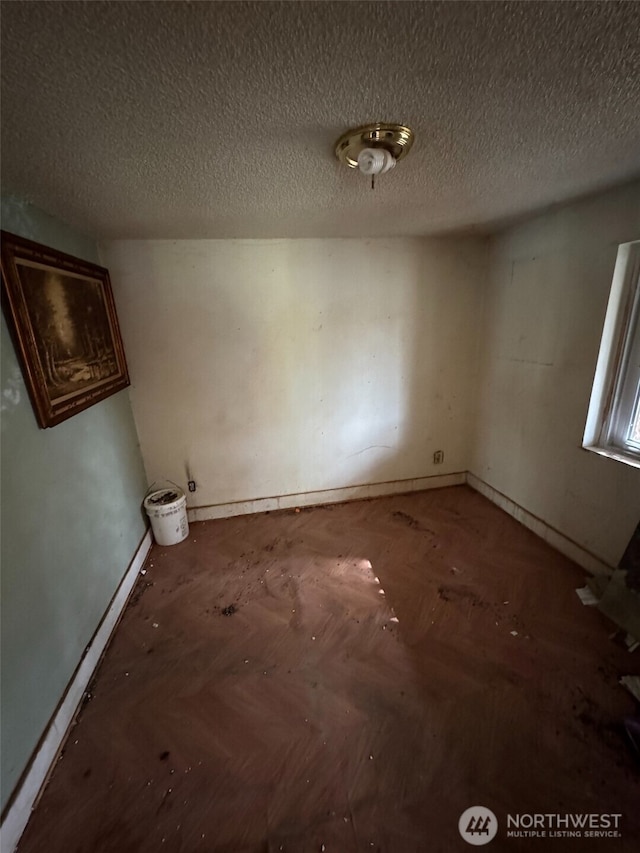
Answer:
[
  {"xmin": 433, "ymin": 450, "xmax": 444, "ymax": 465},
  {"xmin": 188, "ymin": 480, "xmax": 196, "ymax": 492}
]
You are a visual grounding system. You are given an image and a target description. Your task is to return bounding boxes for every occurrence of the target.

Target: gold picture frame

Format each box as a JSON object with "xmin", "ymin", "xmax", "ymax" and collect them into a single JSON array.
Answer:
[{"xmin": 1, "ymin": 231, "xmax": 130, "ymax": 428}]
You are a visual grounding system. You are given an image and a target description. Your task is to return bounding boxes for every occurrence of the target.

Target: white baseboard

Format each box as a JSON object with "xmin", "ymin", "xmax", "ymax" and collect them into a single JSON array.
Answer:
[
  {"xmin": 465, "ymin": 472, "xmax": 613, "ymax": 576},
  {"xmin": 1, "ymin": 529, "xmax": 153, "ymax": 853},
  {"xmin": 188, "ymin": 471, "xmax": 467, "ymax": 522}
]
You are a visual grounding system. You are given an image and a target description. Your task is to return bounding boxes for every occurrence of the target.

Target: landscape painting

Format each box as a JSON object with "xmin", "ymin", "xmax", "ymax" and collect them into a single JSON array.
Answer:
[{"xmin": 1, "ymin": 231, "xmax": 130, "ymax": 427}]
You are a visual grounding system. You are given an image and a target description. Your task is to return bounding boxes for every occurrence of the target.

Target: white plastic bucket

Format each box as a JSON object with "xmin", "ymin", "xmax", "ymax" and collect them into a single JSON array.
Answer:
[{"xmin": 143, "ymin": 486, "xmax": 189, "ymax": 546}]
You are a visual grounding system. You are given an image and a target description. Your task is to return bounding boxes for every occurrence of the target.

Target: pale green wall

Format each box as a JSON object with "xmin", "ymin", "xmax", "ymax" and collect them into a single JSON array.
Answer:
[{"xmin": 1, "ymin": 198, "xmax": 148, "ymax": 809}]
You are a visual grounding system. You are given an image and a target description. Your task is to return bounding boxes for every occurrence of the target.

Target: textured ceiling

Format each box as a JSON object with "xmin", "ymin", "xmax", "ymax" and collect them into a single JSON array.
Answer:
[{"xmin": 1, "ymin": 0, "xmax": 640, "ymax": 239}]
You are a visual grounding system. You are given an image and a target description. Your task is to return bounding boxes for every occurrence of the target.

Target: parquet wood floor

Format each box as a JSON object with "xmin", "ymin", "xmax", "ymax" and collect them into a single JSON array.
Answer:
[{"xmin": 15, "ymin": 486, "xmax": 639, "ymax": 852}]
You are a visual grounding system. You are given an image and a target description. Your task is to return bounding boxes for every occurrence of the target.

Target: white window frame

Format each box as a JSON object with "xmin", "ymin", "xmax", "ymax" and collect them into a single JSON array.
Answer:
[{"xmin": 583, "ymin": 240, "xmax": 640, "ymax": 469}]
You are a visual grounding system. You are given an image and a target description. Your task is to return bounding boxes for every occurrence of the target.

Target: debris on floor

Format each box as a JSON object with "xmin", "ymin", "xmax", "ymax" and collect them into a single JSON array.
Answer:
[
  {"xmin": 625, "ymin": 633, "xmax": 640, "ymax": 652},
  {"xmin": 16, "ymin": 490, "xmax": 640, "ymax": 852},
  {"xmin": 597, "ymin": 569, "xmax": 640, "ymax": 639},
  {"xmin": 577, "ymin": 567, "xmax": 640, "ymax": 649},
  {"xmin": 620, "ymin": 675, "xmax": 640, "ymax": 703},
  {"xmin": 576, "ymin": 585, "xmax": 599, "ymax": 606}
]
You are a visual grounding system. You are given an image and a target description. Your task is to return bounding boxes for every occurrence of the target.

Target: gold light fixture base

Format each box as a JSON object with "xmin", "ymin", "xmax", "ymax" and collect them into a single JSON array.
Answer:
[{"xmin": 335, "ymin": 123, "xmax": 415, "ymax": 168}]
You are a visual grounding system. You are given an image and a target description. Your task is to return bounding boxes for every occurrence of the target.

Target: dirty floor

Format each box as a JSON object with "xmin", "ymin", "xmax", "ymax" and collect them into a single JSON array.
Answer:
[{"xmin": 15, "ymin": 486, "xmax": 640, "ymax": 852}]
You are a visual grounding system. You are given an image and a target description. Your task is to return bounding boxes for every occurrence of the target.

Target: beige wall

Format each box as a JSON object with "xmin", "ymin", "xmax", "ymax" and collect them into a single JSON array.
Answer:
[
  {"xmin": 471, "ymin": 182, "xmax": 640, "ymax": 567},
  {"xmin": 104, "ymin": 183, "xmax": 640, "ymax": 568},
  {"xmin": 103, "ymin": 237, "xmax": 486, "ymax": 508}
]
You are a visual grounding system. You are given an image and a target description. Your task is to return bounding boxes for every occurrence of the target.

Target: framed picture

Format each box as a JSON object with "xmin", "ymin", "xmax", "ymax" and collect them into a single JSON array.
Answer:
[{"xmin": 1, "ymin": 231, "xmax": 130, "ymax": 428}]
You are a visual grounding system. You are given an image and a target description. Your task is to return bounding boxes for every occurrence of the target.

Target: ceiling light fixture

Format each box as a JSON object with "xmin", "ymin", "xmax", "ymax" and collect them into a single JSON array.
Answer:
[{"xmin": 335, "ymin": 122, "xmax": 415, "ymax": 189}]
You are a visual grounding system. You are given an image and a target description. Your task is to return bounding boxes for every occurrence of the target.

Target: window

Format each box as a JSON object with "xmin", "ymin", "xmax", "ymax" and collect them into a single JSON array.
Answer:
[{"xmin": 583, "ymin": 240, "xmax": 640, "ymax": 468}]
